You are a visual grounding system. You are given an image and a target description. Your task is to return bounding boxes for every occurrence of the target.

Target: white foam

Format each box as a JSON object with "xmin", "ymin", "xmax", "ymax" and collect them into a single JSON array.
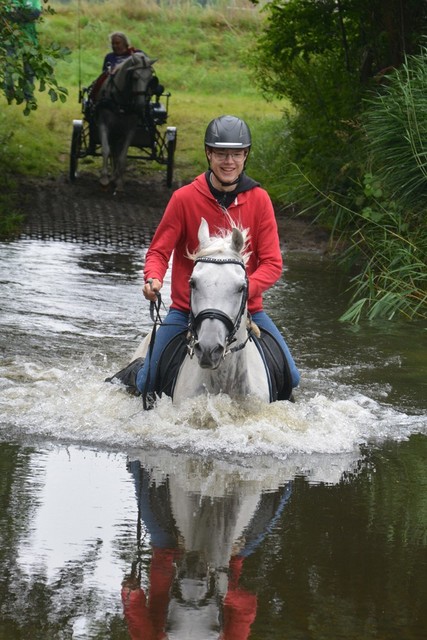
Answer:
[{"xmin": 1, "ymin": 354, "xmax": 425, "ymax": 461}]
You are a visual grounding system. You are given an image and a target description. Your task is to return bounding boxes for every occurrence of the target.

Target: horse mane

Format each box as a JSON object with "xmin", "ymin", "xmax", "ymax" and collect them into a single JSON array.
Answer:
[{"xmin": 188, "ymin": 223, "xmax": 251, "ymax": 264}]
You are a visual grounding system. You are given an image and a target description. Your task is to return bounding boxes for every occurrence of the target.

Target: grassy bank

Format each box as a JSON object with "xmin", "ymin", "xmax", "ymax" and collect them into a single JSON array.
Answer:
[{"xmin": 0, "ymin": 0, "xmax": 285, "ymax": 185}]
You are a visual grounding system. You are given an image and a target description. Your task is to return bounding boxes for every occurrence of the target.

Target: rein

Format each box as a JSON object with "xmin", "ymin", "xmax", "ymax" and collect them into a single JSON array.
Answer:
[
  {"xmin": 187, "ymin": 256, "xmax": 251, "ymax": 359},
  {"xmin": 142, "ymin": 289, "xmax": 165, "ymax": 410}
]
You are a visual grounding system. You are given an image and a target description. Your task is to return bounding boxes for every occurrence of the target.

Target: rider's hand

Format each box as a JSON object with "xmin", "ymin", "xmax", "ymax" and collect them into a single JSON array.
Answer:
[{"xmin": 143, "ymin": 278, "xmax": 162, "ymax": 301}]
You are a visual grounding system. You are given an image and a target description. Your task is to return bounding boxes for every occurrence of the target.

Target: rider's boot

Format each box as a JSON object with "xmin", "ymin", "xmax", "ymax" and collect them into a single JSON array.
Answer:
[
  {"xmin": 105, "ymin": 357, "xmax": 145, "ymax": 396},
  {"xmin": 142, "ymin": 391, "xmax": 156, "ymax": 411}
]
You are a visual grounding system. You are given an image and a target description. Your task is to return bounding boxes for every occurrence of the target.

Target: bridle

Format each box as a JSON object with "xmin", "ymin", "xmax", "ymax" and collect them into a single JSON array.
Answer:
[
  {"xmin": 187, "ymin": 256, "xmax": 252, "ymax": 359},
  {"xmin": 107, "ymin": 57, "xmax": 152, "ymax": 109}
]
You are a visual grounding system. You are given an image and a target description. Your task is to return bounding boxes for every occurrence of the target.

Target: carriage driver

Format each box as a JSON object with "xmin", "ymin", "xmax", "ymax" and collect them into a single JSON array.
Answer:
[
  {"xmin": 131, "ymin": 115, "xmax": 300, "ymax": 401},
  {"xmin": 102, "ymin": 31, "xmax": 145, "ymax": 73}
]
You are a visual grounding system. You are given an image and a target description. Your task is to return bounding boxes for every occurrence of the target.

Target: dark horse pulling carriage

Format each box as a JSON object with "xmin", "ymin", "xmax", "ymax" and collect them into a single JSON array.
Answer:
[{"xmin": 69, "ymin": 52, "xmax": 177, "ymax": 190}]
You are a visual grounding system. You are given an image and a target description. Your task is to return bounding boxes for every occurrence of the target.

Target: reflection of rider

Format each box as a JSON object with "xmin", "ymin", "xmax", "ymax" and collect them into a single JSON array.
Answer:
[
  {"xmin": 122, "ymin": 459, "xmax": 293, "ymax": 640},
  {"xmin": 121, "ymin": 462, "xmax": 180, "ymax": 640},
  {"xmin": 135, "ymin": 115, "xmax": 300, "ymax": 400},
  {"xmin": 121, "ymin": 548, "xmax": 176, "ymax": 640}
]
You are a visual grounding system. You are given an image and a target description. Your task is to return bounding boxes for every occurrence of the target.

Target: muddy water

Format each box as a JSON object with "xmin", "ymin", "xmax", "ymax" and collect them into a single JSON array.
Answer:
[{"xmin": 0, "ymin": 238, "xmax": 426, "ymax": 639}]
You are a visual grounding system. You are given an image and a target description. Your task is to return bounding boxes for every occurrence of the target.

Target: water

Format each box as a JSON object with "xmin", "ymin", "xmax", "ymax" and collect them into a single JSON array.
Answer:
[{"xmin": 0, "ymin": 239, "xmax": 426, "ymax": 639}]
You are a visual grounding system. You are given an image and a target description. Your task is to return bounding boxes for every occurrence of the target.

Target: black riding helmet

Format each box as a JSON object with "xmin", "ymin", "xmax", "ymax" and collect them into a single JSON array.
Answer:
[
  {"xmin": 205, "ymin": 115, "xmax": 252, "ymax": 149},
  {"xmin": 205, "ymin": 115, "xmax": 251, "ymax": 187}
]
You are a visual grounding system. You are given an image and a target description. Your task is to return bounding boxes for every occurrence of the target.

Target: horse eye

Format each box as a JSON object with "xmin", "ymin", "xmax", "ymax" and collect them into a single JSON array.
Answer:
[
  {"xmin": 238, "ymin": 283, "xmax": 246, "ymax": 293},
  {"xmin": 189, "ymin": 278, "xmax": 196, "ymax": 289}
]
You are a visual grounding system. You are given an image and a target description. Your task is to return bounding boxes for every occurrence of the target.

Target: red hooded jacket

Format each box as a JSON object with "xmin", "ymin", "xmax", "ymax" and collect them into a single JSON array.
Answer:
[{"xmin": 143, "ymin": 173, "xmax": 283, "ymax": 314}]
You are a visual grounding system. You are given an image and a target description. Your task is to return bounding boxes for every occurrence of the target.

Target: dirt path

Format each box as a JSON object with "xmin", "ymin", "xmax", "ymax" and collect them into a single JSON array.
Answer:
[{"xmin": 18, "ymin": 171, "xmax": 331, "ymax": 252}]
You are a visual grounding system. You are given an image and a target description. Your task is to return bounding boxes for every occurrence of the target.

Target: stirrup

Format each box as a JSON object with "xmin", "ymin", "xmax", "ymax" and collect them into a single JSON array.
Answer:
[{"xmin": 142, "ymin": 391, "xmax": 156, "ymax": 411}]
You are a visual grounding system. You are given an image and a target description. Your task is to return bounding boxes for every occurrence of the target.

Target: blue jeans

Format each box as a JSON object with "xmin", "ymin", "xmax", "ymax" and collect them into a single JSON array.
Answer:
[
  {"xmin": 128, "ymin": 460, "xmax": 178, "ymax": 548},
  {"xmin": 136, "ymin": 308, "xmax": 300, "ymax": 393}
]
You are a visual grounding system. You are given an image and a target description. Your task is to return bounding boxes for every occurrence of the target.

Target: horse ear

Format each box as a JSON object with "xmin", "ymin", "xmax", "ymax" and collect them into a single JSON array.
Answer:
[
  {"xmin": 142, "ymin": 54, "xmax": 157, "ymax": 67},
  {"xmin": 134, "ymin": 52, "xmax": 157, "ymax": 67},
  {"xmin": 231, "ymin": 227, "xmax": 244, "ymax": 254},
  {"xmin": 198, "ymin": 217, "xmax": 210, "ymax": 247}
]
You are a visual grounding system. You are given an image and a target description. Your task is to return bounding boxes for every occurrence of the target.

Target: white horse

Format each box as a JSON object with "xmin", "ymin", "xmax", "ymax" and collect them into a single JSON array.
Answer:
[
  {"xmin": 94, "ymin": 53, "xmax": 156, "ymax": 192},
  {"xmin": 172, "ymin": 218, "xmax": 271, "ymax": 404}
]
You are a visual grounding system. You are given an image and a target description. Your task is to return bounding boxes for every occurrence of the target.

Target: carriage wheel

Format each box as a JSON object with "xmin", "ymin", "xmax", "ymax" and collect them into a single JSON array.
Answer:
[
  {"xmin": 166, "ymin": 127, "xmax": 177, "ymax": 188},
  {"xmin": 69, "ymin": 120, "xmax": 83, "ymax": 182}
]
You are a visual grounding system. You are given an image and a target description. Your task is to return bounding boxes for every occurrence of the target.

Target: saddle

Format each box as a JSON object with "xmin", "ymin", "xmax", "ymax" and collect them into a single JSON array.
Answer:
[{"xmin": 154, "ymin": 327, "xmax": 293, "ymax": 402}]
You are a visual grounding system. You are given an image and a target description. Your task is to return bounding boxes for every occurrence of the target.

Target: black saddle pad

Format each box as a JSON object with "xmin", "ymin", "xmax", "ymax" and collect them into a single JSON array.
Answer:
[
  {"xmin": 154, "ymin": 330, "xmax": 188, "ymax": 398},
  {"xmin": 251, "ymin": 328, "xmax": 293, "ymax": 401},
  {"xmin": 154, "ymin": 327, "xmax": 293, "ymax": 402}
]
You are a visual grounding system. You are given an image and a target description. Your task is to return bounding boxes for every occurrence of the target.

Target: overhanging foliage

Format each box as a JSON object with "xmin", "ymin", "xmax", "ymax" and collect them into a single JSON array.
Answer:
[{"xmin": 0, "ymin": 0, "xmax": 70, "ymax": 114}]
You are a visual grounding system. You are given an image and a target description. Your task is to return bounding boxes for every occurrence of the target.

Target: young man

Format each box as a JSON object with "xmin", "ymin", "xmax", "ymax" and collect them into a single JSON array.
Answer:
[{"xmin": 135, "ymin": 115, "xmax": 300, "ymax": 399}]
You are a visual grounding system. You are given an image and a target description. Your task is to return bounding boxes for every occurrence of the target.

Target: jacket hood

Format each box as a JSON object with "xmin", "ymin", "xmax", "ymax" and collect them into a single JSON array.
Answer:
[{"xmin": 192, "ymin": 173, "xmax": 260, "ymax": 209}]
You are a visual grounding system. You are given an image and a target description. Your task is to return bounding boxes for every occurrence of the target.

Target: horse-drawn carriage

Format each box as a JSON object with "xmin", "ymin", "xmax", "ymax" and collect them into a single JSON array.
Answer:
[{"xmin": 69, "ymin": 52, "xmax": 177, "ymax": 190}]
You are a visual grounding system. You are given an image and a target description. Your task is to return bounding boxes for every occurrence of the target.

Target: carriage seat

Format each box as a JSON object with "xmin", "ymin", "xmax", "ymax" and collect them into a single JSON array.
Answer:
[{"xmin": 151, "ymin": 101, "xmax": 167, "ymax": 124}]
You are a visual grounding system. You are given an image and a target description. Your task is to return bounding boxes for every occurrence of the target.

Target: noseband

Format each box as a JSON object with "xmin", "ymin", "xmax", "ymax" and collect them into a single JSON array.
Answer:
[{"xmin": 188, "ymin": 256, "xmax": 250, "ymax": 358}]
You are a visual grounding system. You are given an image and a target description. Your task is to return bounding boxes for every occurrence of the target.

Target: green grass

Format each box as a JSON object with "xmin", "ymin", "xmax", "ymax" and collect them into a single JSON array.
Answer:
[{"xmin": 0, "ymin": 0, "xmax": 285, "ymax": 183}]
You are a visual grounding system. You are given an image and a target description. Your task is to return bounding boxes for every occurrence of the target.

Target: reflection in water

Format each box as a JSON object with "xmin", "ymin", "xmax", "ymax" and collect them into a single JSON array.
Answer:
[
  {"xmin": 123, "ymin": 452, "xmax": 293, "ymax": 639},
  {"xmin": 0, "ymin": 442, "xmax": 426, "ymax": 639},
  {"xmin": 120, "ymin": 447, "xmax": 370, "ymax": 640}
]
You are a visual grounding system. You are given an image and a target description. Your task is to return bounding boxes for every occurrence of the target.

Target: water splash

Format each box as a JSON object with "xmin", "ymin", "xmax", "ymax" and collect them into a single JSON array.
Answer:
[{"xmin": 1, "ymin": 353, "xmax": 425, "ymax": 460}]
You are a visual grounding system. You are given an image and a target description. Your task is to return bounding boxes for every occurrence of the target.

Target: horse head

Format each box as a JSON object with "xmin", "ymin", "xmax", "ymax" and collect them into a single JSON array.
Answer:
[
  {"xmin": 188, "ymin": 218, "xmax": 250, "ymax": 369},
  {"xmin": 108, "ymin": 52, "xmax": 156, "ymax": 110}
]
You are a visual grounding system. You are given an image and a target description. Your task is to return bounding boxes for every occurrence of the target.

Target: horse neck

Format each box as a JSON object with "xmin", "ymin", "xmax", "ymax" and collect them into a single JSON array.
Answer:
[{"xmin": 110, "ymin": 69, "xmax": 131, "ymax": 104}]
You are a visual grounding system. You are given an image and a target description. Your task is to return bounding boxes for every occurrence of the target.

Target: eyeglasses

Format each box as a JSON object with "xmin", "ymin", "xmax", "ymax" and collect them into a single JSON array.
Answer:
[{"xmin": 210, "ymin": 150, "xmax": 246, "ymax": 160}]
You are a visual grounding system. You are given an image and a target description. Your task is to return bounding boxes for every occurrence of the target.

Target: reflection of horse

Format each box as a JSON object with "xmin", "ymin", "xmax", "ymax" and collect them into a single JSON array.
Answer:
[
  {"xmin": 91, "ymin": 53, "xmax": 156, "ymax": 191},
  {"xmin": 107, "ymin": 217, "xmax": 293, "ymax": 406},
  {"xmin": 122, "ymin": 451, "xmax": 293, "ymax": 640}
]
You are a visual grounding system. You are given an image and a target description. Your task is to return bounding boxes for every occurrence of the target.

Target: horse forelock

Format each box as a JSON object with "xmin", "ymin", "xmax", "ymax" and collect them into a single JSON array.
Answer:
[{"xmin": 188, "ymin": 226, "xmax": 251, "ymax": 264}]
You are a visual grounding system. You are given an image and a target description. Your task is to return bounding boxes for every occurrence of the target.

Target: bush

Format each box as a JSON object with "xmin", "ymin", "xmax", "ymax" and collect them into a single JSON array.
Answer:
[{"xmin": 336, "ymin": 50, "xmax": 427, "ymax": 321}]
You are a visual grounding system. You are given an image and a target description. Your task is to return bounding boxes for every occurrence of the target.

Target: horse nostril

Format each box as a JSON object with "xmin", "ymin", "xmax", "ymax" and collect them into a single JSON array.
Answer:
[
  {"xmin": 211, "ymin": 345, "xmax": 225, "ymax": 359},
  {"xmin": 194, "ymin": 342, "xmax": 225, "ymax": 368}
]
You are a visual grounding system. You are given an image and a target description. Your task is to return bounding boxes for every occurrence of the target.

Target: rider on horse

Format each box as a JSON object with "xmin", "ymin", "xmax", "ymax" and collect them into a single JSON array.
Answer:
[{"xmin": 109, "ymin": 115, "xmax": 300, "ymax": 404}]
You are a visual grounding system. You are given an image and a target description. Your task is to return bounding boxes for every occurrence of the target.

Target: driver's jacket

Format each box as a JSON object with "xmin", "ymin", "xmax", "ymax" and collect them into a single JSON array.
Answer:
[{"xmin": 143, "ymin": 173, "xmax": 283, "ymax": 315}]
